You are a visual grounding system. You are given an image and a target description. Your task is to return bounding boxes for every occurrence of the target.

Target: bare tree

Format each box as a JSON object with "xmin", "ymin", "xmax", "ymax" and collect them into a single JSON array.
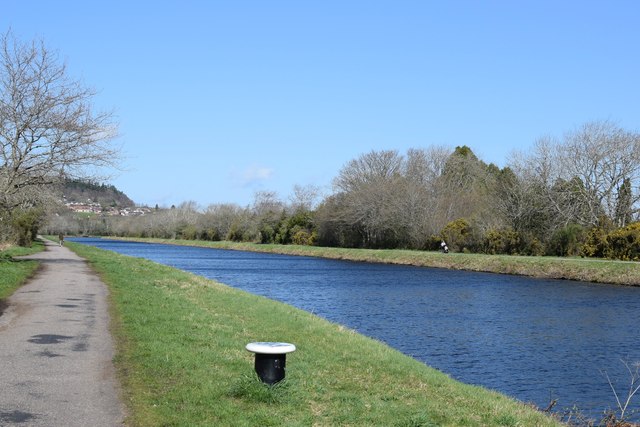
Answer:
[
  {"xmin": 0, "ymin": 31, "xmax": 119, "ymax": 218},
  {"xmin": 399, "ymin": 147, "xmax": 452, "ymax": 246},
  {"xmin": 199, "ymin": 203, "xmax": 246, "ymax": 239},
  {"xmin": 404, "ymin": 146, "xmax": 450, "ymax": 187},
  {"xmin": 512, "ymin": 122, "xmax": 640, "ymax": 232},
  {"xmin": 252, "ymin": 190, "xmax": 284, "ymax": 219},
  {"xmin": 251, "ymin": 190, "xmax": 284, "ymax": 243},
  {"xmin": 328, "ymin": 150, "xmax": 407, "ymax": 247},
  {"xmin": 288, "ymin": 184, "xmax": 321, "ymax": 213},
  {"xmin": 504, "ymin": 139, "xmax": 566, "ymax": 237},
  {"xmin": 333, "ymin": 150, "xmax": 403, "ymax": 193},
  {"xmin": 560, "ymin": 120, "xmax": 640, "ymax": 226}
]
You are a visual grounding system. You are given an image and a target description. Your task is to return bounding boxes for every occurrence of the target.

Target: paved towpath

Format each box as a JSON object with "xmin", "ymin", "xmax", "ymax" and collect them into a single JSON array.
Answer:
[{"xmin": 0, "ymin": 239, "xmax": 125, "ymax": 426}]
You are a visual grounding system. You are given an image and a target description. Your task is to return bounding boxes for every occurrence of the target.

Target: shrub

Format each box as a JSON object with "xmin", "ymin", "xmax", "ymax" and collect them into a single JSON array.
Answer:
[
  {"xmin": 581, "ymin": 226, "xmax": 609, "ymax": 258},
  {"xmin": 200, "ymin": 228, "xmax": 221, "ymax": 241},
  {"xmin": 422, "ymin": 235, "xmax": 443, "ymax": 251},
  {"xmin": 258, "ymin": 224, "xmax": 276, "ymax": 244},
  {"xmin": 9, "ymin": 208, "xmax": 44, "ymax": 246},
  {"xmin": 291, "ymin": 229, "xmax": 316, "ymax": 246},
  {"xmin": 581, "ymin": 221, "xmax": 640, "ymax": 261},
  {"xmin": 274, "ymin": 222, "xmax": 291, "ymax": 245},
  {"xmin": 483, "ymin": 229, "xmax": 502, "ymax": 254},
  {"xmin": 604, "ymin": 222, "xmax": 640, "ymax": 261},
  {"xmin": 441, "ymin": 218, "xmax": 473, "ymax": 253},
  {"xmin": 521, "ymin": 234, "xmax": 545, "ymax": 256},
  {"xmin": 482, "ymin": 228, "xmax": 521, "ymax": 255},
  {"xmin": 178, "ymin": 224, "xmax": 198, "ymax": 240},
  {"xmin": 547, "ymin": 224, "xmax": 586, "ymax": 257},
  {"xmin": 226, "ymin": 222, "xmax": 245, "ymax": 242}
]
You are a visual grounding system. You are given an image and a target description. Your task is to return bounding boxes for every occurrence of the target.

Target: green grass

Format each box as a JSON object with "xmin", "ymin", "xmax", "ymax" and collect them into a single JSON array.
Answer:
[
  {"xmin": 116, "ymin": 238, "xmax": 640, "ymax": 286},
  {"xmin": 0, "ymin": 241, "xmax": 43, "ymax": 300},
  {"xmin": 67, "ymin": 241, "xmax": 561, "ymax": 426}
]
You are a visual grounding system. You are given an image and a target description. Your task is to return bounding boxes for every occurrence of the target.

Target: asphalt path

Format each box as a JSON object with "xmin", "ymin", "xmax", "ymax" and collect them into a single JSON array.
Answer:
[{"xmin": 0, "ymin": 239, "xmax": 125, "ymax": 426}]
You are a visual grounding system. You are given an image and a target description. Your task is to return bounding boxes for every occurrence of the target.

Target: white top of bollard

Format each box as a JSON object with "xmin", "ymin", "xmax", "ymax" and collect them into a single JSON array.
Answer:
[{"xmin": 246, "ymin": 342, "xmax": 296, "ymax": 354}]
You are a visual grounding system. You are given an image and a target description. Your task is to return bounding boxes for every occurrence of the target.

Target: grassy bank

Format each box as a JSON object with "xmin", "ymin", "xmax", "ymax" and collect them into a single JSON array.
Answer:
[
  {"xmin": 0, "ymin": 241, "xmax": 43, "ymax": 300},
  {"xmin": 116, "ymin": 237, "xmax": 640, "ymax": 286},
  {"xmin": 66, "ymin": 241, "xmax": 560, "ymax": 426}
]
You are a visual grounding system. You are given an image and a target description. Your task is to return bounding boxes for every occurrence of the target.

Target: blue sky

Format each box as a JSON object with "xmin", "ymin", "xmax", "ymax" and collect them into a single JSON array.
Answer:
[{"xmin": 3, "ymin": 1, "xmax": 639, "ymax": 207}]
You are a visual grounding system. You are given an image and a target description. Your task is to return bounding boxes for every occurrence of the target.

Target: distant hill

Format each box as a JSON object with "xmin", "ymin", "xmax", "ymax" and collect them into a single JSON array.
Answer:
[{"xmin": 61, "ymin": 179, "xmax": 135, "ymax": 208}]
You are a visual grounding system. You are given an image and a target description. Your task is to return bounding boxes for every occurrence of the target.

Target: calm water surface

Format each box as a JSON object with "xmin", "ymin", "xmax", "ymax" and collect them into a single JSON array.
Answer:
[{"xmin": 72, "ymin": 238, "xmax": 640, "ymax": 420}]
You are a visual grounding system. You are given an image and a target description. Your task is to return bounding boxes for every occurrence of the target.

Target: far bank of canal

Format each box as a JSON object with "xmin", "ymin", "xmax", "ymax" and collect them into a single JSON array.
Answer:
[{"xmin": 72, "ymin": 237, "xmax": 640, "ymax": 421}]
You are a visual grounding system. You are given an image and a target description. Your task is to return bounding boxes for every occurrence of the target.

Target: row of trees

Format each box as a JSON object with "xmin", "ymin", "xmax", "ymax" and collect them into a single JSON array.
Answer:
[
  {"xmin": 45, "ymin": 119, "xmax": 640, "ymax": 260},
  {"xmin": 313, "ymin": 120, "xmax": 639, "ymax": 258},
  {"xmin": 45, "ymin": 186, "xmax": 320, "ymax": 246},
  {"xmin": 4, "ymin": 30, "xmax": 636, "ymax": 259}
]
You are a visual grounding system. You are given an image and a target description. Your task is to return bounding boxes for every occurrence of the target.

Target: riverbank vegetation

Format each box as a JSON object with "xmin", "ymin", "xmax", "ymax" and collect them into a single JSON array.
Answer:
[
  {"xmin": 0, "ymin": 33, "xmax": 638, "ymax": 266},
  {"xmin": 0, "ymin": 241, "xmax": 43, "ymax": 300},
  {"xmin": 66, "ymin": 241, "xmax": 560, "ymax": 426},
  {"xmin": 104, "ymin": 237, "xmax": 640, "ymax": 286},
  {"xmin": 41, "ymin": 121, "xmax": 640, "ymax": 265}
]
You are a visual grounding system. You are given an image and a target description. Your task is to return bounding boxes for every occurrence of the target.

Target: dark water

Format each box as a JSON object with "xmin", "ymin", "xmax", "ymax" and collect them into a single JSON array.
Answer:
[{"xmin": 72, "ymin": 238, "xmax": 640, "ymax": 421}]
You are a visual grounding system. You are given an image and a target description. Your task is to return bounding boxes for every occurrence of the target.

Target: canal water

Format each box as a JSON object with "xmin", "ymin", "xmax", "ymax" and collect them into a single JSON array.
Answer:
[{"xmin": 72, "ymin": 238, "xmax": 640, "ymax": 421}]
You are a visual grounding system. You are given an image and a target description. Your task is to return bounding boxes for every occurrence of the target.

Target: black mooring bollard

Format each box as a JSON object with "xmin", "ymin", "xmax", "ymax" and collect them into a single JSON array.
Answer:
[{"xmin": 246, "ymin": 342, "xmax": 296, "ymax": 385}]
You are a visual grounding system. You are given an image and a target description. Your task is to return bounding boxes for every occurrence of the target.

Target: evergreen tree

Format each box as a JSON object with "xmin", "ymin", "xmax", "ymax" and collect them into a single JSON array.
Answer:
[{"xmin": 614, "ymin": 178, "xmax": 633, "ymax": 227}]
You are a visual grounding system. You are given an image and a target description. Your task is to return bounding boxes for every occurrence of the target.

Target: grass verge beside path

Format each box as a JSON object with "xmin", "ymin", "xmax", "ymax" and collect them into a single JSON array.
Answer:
[
  {"xmin": 119, "ymin": 238, "xmax": 640, "ymax": 286},
  {"xmin": 67, "ymin": 241, "xmax": 560, "ymax": 426},
  {"xmin": 0, "ymin": 241, "xmax": 43, "ymax": 300}
]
